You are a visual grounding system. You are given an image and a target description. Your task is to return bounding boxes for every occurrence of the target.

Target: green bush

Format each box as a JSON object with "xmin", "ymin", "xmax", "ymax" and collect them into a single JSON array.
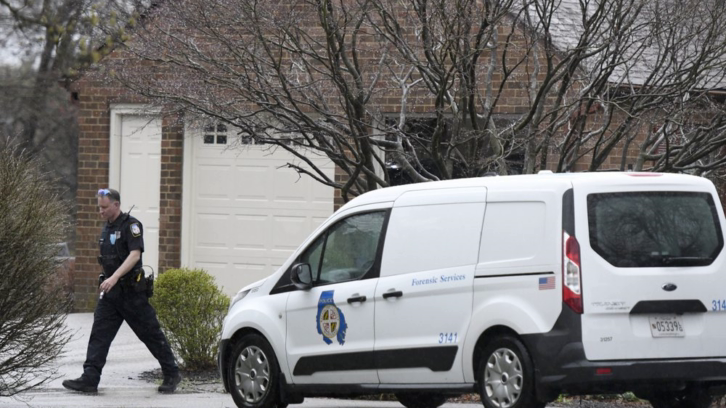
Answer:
[{"xmin": 151, "ymin": 268, "xmax": 230, "ymax": 370}]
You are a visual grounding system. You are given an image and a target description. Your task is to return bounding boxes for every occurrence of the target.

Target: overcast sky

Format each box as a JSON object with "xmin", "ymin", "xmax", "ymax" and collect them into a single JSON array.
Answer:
[{"xmin": 0, "ymin": 14, "xmax": 40, "ymax": 68}]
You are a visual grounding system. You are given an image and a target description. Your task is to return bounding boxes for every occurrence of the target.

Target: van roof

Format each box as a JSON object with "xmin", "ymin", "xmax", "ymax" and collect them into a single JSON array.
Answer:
[{"xmin": 338, "ymin": 172, "xmax": 714, "ymax": 211}]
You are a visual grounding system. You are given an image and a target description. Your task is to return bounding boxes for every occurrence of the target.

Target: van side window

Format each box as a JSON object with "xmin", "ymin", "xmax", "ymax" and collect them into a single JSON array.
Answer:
[{"xmin": 300, "ymin": 211, "xmax": 386, "ymax": 285}]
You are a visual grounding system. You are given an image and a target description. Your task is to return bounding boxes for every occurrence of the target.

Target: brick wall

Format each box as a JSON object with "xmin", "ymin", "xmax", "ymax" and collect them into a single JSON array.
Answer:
[
  {"xmin": 71, "ymin": 61, "xmax": 184, "ymax": 311},
  {"xmin": 158, "ymin": 116, "xmax": 184, "ymax": 275}
]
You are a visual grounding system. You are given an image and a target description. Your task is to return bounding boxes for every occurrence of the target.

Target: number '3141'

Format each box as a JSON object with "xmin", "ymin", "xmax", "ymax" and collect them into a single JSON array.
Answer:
[{"xmin": 712, "ymin": 300, "xmax": 726, "ymax": 311}]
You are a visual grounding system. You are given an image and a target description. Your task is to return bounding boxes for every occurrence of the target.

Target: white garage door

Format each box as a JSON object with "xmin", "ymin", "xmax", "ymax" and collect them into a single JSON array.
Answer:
[{"xmin": 185, "ymin": 131, "xmax": 334, "ymax": 296}]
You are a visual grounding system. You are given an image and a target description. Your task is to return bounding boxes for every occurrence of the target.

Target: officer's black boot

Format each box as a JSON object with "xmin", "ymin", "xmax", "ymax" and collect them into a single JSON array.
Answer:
[
  {"xmin": 62, "ymin": 377, "xmax": 98, "ymax": 393},
  {"xmin": 158, "ymin": 372, "xmax": 182, "ymax": 393}
]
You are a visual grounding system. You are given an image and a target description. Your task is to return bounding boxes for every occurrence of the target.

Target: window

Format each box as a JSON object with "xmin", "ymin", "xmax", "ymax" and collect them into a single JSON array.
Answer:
[
  {"xmin": 203, "ymin": 123, "xmax": 228, "ymax": 145},
  {"xmin": 299, "ymin": 212, "xmax": 387, "ymax": 285},
  {"xmin": 384, "ymin": 115, "xmax": 526, "ymax": 186},
  {"xmin": 588, "ymin": 192, "xmax": 723, "ymax": 267}
]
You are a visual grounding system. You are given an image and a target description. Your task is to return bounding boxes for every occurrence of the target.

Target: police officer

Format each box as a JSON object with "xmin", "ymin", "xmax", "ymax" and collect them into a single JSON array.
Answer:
[{"xmin": 63, "ymin": 188, "xmax": 181, "ymax": 393}]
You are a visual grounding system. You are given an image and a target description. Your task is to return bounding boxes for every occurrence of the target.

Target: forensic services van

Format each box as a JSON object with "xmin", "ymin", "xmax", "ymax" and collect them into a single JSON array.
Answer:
[{"xmin": 218, "ymin": 172, "xmax": 726, "ymax": 408}]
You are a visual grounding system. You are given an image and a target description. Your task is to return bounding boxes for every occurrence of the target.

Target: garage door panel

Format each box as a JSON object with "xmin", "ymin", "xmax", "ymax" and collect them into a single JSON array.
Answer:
[
  {"xmin": 198, "ymin": 249, "xmax": 269, "ymax": 260},
  {"xmin": 193, "ymin": 259, "xmax": 278, "ymax": 293},
  {"xmin": 196, "ymin": 213, "xmax": 232, "ymax": 248},
  {"xmin": 195, "ymin": 261, "xmax": 227, "ymax": 268},
  {"xmin": 234, "ymin": 214, "xmax": 271, "ymax": 250},
  {"xmin": 273, "ymin": 170, "xmax": 314, "ymax": 202},
  {"xmin": 232, "ymin": 248, "xmax": 268, "ymax": 256},
  {"xmin": 221, "ymin": 263, "xmax": 276, "ymax": 293},
  {"xmin": 312, "ymin": 216, "xmax": 328, "ymax": 228},
  {"xmin": 191, "ymin": 137, "xmax": 334, "ymax": 296},
  {"xmin": 313, "ymin": 182, "xmax": 334, "ymax": 203},
  {"xmin": 234, "ymin": 166, "xmax": 271, "ymax": 201},
  {"xmin": 195, "ymin": 196, "xmax": 332, "ymax": 211},
  {"xmin": 197, "ymin": 164, "xmax": 234, "ymax": 199},
  {"xmin": 271, "ymin": 216, "xmax": 308, "ymax": 250},
  {"xmin": 227, "ymin": 268, "xmax": 276, "ymax": 291}
]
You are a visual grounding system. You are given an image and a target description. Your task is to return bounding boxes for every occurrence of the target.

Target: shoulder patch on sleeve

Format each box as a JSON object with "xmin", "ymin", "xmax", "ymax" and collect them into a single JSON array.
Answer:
[{"xmin": 130, "ymin": 223, "xmax": 141, "ymax": 237}]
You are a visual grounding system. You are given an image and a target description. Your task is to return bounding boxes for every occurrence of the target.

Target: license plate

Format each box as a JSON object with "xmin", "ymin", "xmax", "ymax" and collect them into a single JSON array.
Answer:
[{"xmin": 649, "ymin": 315, "xmax": 685, "ymax": 338}]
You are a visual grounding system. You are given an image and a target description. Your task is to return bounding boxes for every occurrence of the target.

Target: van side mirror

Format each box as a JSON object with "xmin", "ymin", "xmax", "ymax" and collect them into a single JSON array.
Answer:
[{"xmin": 290, "ymin": 263, "xmax": 313, "ymax": 290}]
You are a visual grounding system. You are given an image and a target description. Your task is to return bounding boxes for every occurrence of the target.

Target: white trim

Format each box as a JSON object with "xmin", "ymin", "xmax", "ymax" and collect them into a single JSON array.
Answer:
[
  {"xmin": 108, "ymin": 104, "xmax": 162, "ymax": 189},
  {"xmin": 181, "ymin": 122, "xmax": 196, "ymax": 267}
]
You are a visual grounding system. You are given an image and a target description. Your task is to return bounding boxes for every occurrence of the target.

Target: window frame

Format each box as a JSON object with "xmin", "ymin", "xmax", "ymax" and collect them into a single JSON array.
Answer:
[
  {"xmin": 587, "ymin": 191, "xmax": 724, "ymax": 268},
  {"xmin": 203, "ymin": 123, "xmax": 229, "ymax": 145},
  {"xmin": 271, "ymin": 209, "xmax": 390, "ymax": 294}
]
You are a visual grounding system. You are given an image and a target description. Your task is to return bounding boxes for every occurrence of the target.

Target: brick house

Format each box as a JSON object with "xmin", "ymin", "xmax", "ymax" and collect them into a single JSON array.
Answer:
[
  {"xmin": 71, "ymin": 75, "xmax": 338, "ymax": 311},
  {"xmin": 70, "ymin": 0, "xmax": 724, "ymax": 311}
]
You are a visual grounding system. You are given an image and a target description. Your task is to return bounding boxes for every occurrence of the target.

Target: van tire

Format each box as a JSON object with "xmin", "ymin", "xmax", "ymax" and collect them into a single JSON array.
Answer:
[
  {"xmin": 477, "ymin": 336, "xmax": 542, "ymax": 408},
  {"xmin": 227, "ymin": 334, "xmax": 281, "ymax": 408},
  {"xmin": 647, "ymin": 386, "xmax": 711, "ymax": 408},
  {"xmin": 395, "ymin": 392, "xmax": 448, "ymax": 408}
]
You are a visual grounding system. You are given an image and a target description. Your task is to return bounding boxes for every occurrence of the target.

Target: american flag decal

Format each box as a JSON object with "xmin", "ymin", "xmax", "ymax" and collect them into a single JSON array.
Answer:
[{"xmin": 539, "ymin": 276, "xmax": 555, "ymax": 290}]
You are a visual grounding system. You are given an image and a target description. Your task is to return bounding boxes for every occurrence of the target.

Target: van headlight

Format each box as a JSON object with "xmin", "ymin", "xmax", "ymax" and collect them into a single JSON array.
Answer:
[{"xmin": 229, "ymin": 289, "xmax": 250, "ymax": 311}]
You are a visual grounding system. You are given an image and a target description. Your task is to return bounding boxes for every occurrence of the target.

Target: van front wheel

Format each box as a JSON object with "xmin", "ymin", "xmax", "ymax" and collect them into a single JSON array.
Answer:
[
  {"xmin": 227, "ymin": 334, "xmax": 281, "ymax": 408},
  {"xmin": 477, "ymin": 336, "xmax": 542, "ymax": 408}
]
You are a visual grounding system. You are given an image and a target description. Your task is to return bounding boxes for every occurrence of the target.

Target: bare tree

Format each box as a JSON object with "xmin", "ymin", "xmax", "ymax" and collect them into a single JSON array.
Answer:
[
  {"xmin": 0, "ymin": 141, "xmax": 72, "ymax": 397},
  {"xmin": 1, "ymin": 0, "xmax": 87, "ymax": 202},
  {"xmin": 0, "ymin": 0, "xmax": 151, "ymax": 246},
  {"xmin": 0, "ymin": 68, "xmax": 78, "ymax": 201},
  {"xmin": 105, "ymin": 0, "xmax": 726, "ymax": 200}
]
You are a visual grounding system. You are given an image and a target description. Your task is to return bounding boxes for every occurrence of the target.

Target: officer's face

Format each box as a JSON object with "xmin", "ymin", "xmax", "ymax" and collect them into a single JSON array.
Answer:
[{"xmin": 98, "ymin": 196, "xmax": 121, "ymax": 222}]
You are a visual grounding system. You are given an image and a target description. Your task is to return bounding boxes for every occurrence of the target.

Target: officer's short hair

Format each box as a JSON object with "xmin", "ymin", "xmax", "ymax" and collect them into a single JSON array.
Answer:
[{"xmin": 98, "ymin": 188, "xmax": 121, "ymax": 203}]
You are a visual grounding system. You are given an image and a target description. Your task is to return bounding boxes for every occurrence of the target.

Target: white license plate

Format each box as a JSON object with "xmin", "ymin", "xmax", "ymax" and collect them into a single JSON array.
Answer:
[{"xmin": 649, "ymin": 315, "xmax": 685, "ymax": 338}]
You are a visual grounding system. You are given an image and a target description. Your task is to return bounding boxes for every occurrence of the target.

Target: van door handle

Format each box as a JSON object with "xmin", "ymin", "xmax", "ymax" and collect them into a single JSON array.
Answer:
[
  {"xmin": 382, "ymin": 290, "xmax": 403, "ymax": 299},
  {"xmin": 347, "ymin": 295, "xmax": 367, "ymax": 304}
]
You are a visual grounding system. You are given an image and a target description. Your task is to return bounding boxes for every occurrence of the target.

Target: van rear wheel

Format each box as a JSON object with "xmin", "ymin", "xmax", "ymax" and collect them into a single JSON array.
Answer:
[
  {"xmin": 395, "ymin": 392, "xmax": 448, "ymax": 408},
  {"xmin": 648, "ymin": 386, "xmax": 711, "ymax": 408},
  {"xmin": 477, "ymin": 336, "xmax": 543, "ymax": 408}
]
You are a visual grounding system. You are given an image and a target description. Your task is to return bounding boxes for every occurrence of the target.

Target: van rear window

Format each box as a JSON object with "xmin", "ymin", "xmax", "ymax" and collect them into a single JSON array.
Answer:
[{"xmin": 587, "ymin": 192, "xmax": 723, "ymax": 267}]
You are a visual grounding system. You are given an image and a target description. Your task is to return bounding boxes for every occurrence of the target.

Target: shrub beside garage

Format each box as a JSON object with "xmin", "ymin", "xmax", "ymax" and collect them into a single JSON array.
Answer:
[{"xmin": 151, "ymin": 268, "xmax": 230, "ymax": 370}]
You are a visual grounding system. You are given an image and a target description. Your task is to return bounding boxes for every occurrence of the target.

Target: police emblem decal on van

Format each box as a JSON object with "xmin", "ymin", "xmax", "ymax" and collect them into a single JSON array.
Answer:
[{"xmin": 316, "ymin": 291, "xmax": 347, "ymax": 345}]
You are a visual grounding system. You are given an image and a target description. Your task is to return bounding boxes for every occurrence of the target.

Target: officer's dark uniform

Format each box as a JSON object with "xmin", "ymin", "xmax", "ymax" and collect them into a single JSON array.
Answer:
[{"xmin": 81, "ymin": 212, "xmax": 178, "ymax": 386}]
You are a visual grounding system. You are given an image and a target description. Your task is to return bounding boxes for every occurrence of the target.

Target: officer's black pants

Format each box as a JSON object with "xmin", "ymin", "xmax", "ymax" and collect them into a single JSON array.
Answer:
[{"xmin": 82, "ymin": 286, "xmax": 178, "ymax": 385}]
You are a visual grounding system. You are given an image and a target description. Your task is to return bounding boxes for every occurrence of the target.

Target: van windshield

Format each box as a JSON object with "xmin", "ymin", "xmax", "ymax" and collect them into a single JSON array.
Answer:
[{"xmin": 587, "ymin": 192, "xmax": 723, "ymax": 267}]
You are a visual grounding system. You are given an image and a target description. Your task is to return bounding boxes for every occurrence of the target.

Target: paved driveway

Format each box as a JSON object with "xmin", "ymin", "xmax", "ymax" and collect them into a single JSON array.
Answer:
[
  {"xmin": 0, "ymin": 313, "xmax": 484, "ymax": 408},
  {"xmin": 1, "ymin": 391, "xmax": 485, "ymax": 408}
]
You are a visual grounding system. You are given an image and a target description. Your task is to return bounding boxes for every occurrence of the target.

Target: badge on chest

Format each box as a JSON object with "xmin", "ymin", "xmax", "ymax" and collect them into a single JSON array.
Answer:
[{"xmin": 110, "ymin": 231, "xmax": 121, "ymax": 245}]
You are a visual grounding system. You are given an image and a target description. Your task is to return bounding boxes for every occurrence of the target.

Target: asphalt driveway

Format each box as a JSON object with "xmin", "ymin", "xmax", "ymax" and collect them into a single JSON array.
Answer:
[
  {"xmin": 1, "ymin": 313, "xmax": 664, "ymax": 408},
  {"xmin": 0, "ymin": 313, "xmax": 485, "ymax": 408}
]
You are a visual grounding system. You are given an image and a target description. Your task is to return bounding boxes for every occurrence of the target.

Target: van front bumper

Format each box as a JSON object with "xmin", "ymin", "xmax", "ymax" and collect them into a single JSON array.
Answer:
[{"xmin": 218, "ymin": 339, "xmax": 230, "ymax": 393}]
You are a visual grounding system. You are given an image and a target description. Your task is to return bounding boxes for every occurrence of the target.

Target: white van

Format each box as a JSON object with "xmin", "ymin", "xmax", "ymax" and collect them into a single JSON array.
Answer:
[{"xmin": 218, "ymin": 172, "xmax": 726, "ymax": 408}]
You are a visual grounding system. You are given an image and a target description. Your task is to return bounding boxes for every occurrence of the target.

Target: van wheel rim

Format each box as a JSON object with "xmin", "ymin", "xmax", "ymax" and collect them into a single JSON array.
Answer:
[
  {"xmin": 234, "ymin": 345, "xmax": 270, "ymax": 403},
  {"xmin": 484, "ymin": 347, "xmax": 523, "ymax": 408}
]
